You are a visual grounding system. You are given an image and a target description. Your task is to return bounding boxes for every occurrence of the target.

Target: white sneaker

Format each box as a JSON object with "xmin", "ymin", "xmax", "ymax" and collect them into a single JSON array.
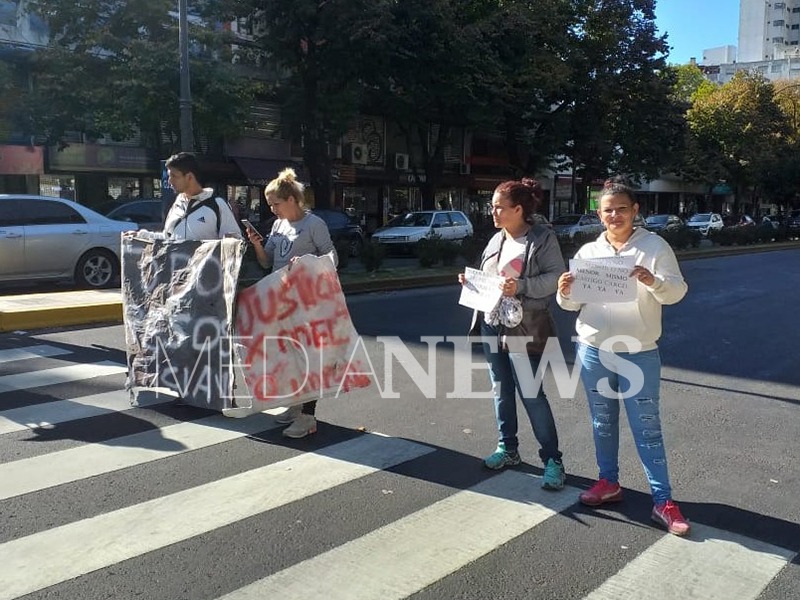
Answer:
[
  {"xmin": 282, "ymin": 414, "xmax": 317, "ymax": 438},
  {"xmin": 275, "ymin": 405, "xmax": 302, "ymax": 424}
]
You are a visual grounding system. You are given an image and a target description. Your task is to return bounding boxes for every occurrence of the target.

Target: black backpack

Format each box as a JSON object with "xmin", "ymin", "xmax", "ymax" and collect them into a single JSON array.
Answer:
[{"xmin": 183, "ymin": 196, "xmax": 246, "ymax": 237}]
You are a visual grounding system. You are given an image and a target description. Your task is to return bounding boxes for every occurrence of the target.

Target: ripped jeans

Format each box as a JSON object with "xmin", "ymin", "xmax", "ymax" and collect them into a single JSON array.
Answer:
[{"xmin": 576, "ymin": 343, "xmax": 672, "ymax": 503}]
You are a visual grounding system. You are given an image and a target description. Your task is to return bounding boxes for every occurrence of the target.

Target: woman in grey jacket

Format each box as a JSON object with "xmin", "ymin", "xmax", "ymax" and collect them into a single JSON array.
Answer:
[{"xmin": 459, "ymin": 178, "xmax": 567, "ymax": 490}]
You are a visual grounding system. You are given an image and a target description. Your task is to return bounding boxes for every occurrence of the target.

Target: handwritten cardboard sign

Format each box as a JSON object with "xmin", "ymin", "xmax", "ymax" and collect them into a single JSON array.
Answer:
[
  {"xmin": 232, "ymin": 255, "xmax": 371, "ymax": 415},
  {"xmin": 458, "ymin": 267, "xmax": 504, "ymax": 313},
  {"xmin": 568, "ymin": 256, "xmax": 636, "ymax": 303}
]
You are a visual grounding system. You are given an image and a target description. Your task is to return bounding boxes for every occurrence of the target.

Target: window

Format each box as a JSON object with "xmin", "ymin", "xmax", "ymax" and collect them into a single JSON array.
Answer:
[
  {"xmin": 774, "ymin": 37, "xmax": 785, "ymax": 43},
  {"xmin": 432, "ymin": 213, "xmax": 452, "ymax": 228},
  {"xmin": 450, "ymin": 212, "xmax": 468, "ymax": 227},
  {"xmin": 774, "ymin": 20, "xmax": 786, "ymax": 26},
  {"xmin": 772, "ymin": 63, "xmax": 784, "ymax": 72},
  {"xmin": 0, "ymin": 200, "xmax": 23, "ymax": 227},
  {"xmin": 792, "ymin": 24, "xmax": 799, "ymax": 29},
  {"xmin": 23, "ymin": 200, "xmax": 86, "ymax": 225}
]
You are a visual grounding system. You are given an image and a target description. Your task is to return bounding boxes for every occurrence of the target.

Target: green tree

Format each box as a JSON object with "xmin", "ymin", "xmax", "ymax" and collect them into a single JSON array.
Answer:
[
  {"xmin": 566, "ymin": 0, "xmax": 680, "ymax": 209},
  {"xmin": 686, "ymin": 72, "xmax": 789, "ymax": 213},
  {"xmin": 479, "ymin": 0, "xmax": 576, "ymax": 177},
  {"xmin": 368, "ymin": 0, "xmax": 495, "ymax": 208},
  {"xmin": 26, "ymin": 0, "xmax": 259, "ymax": 154},
  {"xmin": 256, "ymin": 0, "xmax": 392, "ymax": 209}
]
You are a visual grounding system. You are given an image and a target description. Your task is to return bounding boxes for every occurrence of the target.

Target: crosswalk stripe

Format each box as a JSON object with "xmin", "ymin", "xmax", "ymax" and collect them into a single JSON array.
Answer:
[
  {"xmin": 0, "ymin": 345, "xmax": 71, "ymax": 364},
  {"xmin": 0, "ymin": 434, "xmax": 433, "ymax": 600},
  {"xmin": 216, "ymin": 470, "xmax": 576, "ymax": 600},
  {"xmin": 0, "ymin": 412, "xmax": 283, "ymax": 500},
  {"xmin": 583, "ymin": 523, "xmax": 795, "ymax": 600},
  {"xmin": 0, "ymin": 390, "xmax": 169, "ymax": 435},
  {"xmin": 0, "ymin": 361, "xmax": 127, "ymax": 394}
]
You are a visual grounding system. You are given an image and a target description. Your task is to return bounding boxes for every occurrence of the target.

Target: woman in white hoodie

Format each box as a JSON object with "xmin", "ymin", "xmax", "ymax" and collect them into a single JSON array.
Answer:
[{"xmin": 557, "ymin": 178, "xmax": 690, "ymax": 536}]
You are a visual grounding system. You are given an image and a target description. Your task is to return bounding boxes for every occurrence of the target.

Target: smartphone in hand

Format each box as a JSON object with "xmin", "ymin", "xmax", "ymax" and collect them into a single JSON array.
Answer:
[{"xmin": 241, "ymin": 219, "xmax": 263, "ymax": 241}]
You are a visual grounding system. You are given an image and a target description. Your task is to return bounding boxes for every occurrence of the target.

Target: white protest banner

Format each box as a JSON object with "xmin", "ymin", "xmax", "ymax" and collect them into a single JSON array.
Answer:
[
  {"xmin": 232, "ymin": 254, "xmax": 372, "ymax": 415},
  {"xmin": 568, "ymin": 256, "xmax": 636, "ymax": 303},
  {"xmin": 458, "ymin": 267, "xmax": 504, "ymax": 313},
  {"xmin": 122, "ymin": 237, "xmax": 244, "ymax": 410}
]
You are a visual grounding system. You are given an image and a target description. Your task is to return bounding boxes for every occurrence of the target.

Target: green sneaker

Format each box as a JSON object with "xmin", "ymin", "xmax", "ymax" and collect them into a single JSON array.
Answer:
[
  {"xmin": 484, "ymin": 445, "xmax": 521, "ymax": 470},
  {"xmin": 542, "ymin": 458, "xmax": 566, "ymax": 490}
]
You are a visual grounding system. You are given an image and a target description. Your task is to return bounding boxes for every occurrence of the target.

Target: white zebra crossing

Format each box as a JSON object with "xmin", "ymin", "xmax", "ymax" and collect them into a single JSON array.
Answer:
[
  {"xmin": 583, "ymin": 523, "xmax": 794, "ymax": 600},
  {"xmin": 217, "ymin": 470, "xmax": 576, "ymax": 600},
  {"xmin": 0, "ymin": 434, "xmax": 434, "ymax": 600},
  {"xmin": 0, "ymin": 360, "xmax": 127, "ymax": 393},
  {"xmin": 0, "ymin": 389, "xmax": 168, "ymax": 435},
  {"xmin": 0, "ymin": 345, "xmax": 796, "ymax": 600},
  {"xmin": 0, "ymin": 344, "xmax": 71, "ymax": 364},
  {"xmin": 0, "ymin": 412, "xmax": 285, "ymax": 500}
]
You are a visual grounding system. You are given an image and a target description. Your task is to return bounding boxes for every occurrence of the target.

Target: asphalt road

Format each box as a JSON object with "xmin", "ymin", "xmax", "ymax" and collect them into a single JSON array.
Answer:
[{"xmin": 0, "ymin": 249, "xmax": 798, "ymax": 600}]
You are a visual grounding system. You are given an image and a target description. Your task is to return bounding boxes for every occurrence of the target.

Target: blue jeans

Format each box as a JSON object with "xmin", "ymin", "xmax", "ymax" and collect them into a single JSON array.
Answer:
[
  {"xmin": 575, "ymin": 342, "xmax": 673, "ymax": 503},
  {"xmin": 481, "ymin": 322, "xmax": 562, "ymax": 464}
]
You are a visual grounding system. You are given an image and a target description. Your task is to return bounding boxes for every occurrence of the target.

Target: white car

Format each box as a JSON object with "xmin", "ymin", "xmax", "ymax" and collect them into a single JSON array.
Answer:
[
  {"xmin": 371, "ymin": 211, "xmax": 473, "ymax": 246},
  {"xmin": 0, "ymin": 194, "xmax": 136, "ymax": 289},
  {"xmin": 686, "ymin": 213, "xmax": 724, "ymax": 237},
  {"xmin": 551, "ymin": 213, "xmax": 605, "ymax": 240}
]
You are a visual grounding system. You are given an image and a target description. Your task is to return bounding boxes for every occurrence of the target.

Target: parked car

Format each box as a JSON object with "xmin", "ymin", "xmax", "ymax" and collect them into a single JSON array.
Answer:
[
  {"xmin": 0, "ymin": 194, "xmax": 136, "ymax": 289},
  {"xmin": 311, "ymin": 208, "xmax": 365, "ymax": 257},
  {"xmin": 371, "ymin": 210, "xmax": 473, "ymax": 247},
  {"xmin": 633, "ymin": 213, "xmax": 647, "ymax": 229},
  {"xmin": 644, "ymin": 214, "xmax": 683, "ymax": 232},
  {"xmin": 686, "ymin": 212, "xmax": 724, "ymax": 237},
  {"xmin": 531, "ymin": 213, "xmax": 552, "ymax": 228},
  {"xmin": 762, "ymin": 214, "xmax": 785, "ymax": 230},
  {"xmin": 786, "ymin": 209, "xmax": 800, "ymax": 236},
  {"xmin": 104, "ymin": 199, "xmax": 164, "ymax": 231},
  {"xmin": 551, "ymin": 213, "xmax": 604, "ymax": 240}
]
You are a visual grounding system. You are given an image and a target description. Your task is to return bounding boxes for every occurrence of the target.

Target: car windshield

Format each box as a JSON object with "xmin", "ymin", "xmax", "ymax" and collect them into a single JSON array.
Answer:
[
  {"xmin": 552, "ymin": 215, "xmax": 581, "ymax": 225},
  {"xmin": 646, "ymin": 215, "xmax": 668, "ymax": 224},
  {"xmin": 688, "ymin": 214, "xmax": 711, "ymax": 223},
  {"xmin": 395, "ymin": 213, "xmax": 433, "ymax": 227}
]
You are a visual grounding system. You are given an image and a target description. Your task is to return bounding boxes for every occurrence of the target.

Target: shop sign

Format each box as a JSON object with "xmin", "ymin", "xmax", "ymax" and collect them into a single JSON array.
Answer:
[
  {"xmin": 403, "ymin": 173, "xmax": 426, "ymax": 184},
  {"xmin": 0, "ymin": 145, "xmax": 44, "ymax": 175},
  {"xmin": 47, "ymin": 143, "xmax": 157, "ymax": 173}
]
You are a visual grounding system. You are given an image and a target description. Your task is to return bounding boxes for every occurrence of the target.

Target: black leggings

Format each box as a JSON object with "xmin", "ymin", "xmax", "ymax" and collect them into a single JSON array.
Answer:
[{"xmin": 301, "ymin": 401, "xmax": 316, "ymax": 416}]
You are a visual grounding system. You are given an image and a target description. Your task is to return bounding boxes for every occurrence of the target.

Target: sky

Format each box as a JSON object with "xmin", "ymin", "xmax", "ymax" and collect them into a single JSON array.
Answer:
[{"xmin": 654, "ymin": 0, "xmax": 740, "ymax": 65}]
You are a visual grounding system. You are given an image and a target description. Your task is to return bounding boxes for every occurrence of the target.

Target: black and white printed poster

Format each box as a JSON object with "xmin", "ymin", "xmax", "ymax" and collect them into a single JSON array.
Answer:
[{"xmin": 122, "ymin": 237, "xmax": 244, "ymax": 410}]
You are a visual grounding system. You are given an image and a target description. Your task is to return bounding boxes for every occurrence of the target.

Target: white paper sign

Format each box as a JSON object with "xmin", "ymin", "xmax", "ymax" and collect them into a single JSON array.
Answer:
[
  {"xmin": 458, "ymin": 267, "xmax": 504, "ymax": 312},
  {"xmin": 568, "ymin": 256, "xmax": 637, "ymax": 303}
]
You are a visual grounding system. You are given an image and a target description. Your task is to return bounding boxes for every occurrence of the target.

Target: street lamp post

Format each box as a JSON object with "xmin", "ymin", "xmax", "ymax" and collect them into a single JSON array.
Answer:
[{"xmin": 178, "ymin": 0, "xmax": 194, "ymax": 152}]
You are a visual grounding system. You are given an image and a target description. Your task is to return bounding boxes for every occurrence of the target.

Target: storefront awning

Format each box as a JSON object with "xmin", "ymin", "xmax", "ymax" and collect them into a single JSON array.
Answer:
[{"xmin": 232, "ymin": 157, "xmax": 305, "ymax": 186}]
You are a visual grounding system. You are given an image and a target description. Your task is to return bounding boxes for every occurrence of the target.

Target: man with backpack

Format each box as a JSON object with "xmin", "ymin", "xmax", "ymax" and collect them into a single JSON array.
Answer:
[{"xmin": 163, "ymin": 152, "xmax": 243, "ymax": 240}]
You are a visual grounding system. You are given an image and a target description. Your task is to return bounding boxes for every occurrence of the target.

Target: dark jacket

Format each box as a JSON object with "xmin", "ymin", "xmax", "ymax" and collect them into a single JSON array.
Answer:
[{"xmin": 468, "ymin": 225, "xmax": 565, "ymax": 352}]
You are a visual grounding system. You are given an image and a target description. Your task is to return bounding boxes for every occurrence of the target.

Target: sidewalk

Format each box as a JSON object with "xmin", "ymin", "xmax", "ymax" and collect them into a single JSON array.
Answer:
[{"xmin": 1, "ymin": 241, "xmax": 798, "ymax": 332}]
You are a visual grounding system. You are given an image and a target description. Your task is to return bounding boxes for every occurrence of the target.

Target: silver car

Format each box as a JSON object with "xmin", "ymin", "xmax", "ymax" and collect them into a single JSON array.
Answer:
[
  {"xmin": 0, "ymin": 194, "xmax": 136, "ymax": 289},
  {"xmin": 372, "ymin": 210, "xmax": 474, "ymax": 246}
]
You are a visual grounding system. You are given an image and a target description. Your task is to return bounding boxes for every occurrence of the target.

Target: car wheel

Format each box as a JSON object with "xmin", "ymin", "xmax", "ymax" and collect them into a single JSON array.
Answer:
[
  {"xmin": 349, "ymin": 236, "xmax": 363, "ymax": 258},
  {"xmin": 75, "ymin": 249, "xmax": 119, "ymax": 289}
]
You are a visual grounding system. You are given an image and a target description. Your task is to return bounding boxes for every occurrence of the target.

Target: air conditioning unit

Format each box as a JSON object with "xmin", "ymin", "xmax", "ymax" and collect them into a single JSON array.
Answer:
[
  {"xmin": 459, "ymin": 162, "xmax": 471, "ymax": 175},
  {"xmin": 394, "ymin": 153, "xmax": 409, "ymax": 171},
  {"xmin": 350, "ymin": 143, "xmax": 369, "ymax": 165}
]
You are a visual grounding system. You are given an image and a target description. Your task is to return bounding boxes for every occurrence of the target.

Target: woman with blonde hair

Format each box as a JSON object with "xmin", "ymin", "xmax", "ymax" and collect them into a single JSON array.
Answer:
[{"xmin": 246, "ymin": 168, "xmax": 337, "ymax": 438}]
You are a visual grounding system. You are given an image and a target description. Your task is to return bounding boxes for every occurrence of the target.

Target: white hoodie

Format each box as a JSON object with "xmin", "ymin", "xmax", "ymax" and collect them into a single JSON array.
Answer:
[{"xmin": 557, "ymin": 227, "xmax": 687, "ymax": 351}]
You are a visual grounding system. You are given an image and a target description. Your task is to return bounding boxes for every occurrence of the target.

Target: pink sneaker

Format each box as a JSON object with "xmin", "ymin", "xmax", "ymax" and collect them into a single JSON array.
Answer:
[
  {"xmin": 579, "ymin": 479, "xmax": 623, "ymax": 506},
  {"xmin": 652, "ymin": 500, "xmax": 691, "ymax": 536}
]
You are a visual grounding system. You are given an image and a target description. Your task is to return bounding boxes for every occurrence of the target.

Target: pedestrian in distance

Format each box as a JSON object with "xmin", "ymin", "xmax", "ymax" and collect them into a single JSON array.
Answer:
[
  {"xmin": 157, "ymin": 152, "xmax": 243, "ymax": 241},
  {"xmin": 556, "ymin": 177, "xmax": 690, "ymax": 536},
  {"xmin": 246, "ymin": 167, "xmax": 338, "ymax": 438},
  {"xmin": 458, "ymin": 178, "xmax": 567, "ymax": 491}
]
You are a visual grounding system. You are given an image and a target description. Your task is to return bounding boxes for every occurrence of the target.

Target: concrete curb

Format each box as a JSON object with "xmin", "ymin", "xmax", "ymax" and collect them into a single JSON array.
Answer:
[
  {"xmin": 0, "ymin": 290, "xmax": 122, "ymax": 332},
  {"xmin": 1, "ymin": 242, "xmax": 799, "ymax": 332}
]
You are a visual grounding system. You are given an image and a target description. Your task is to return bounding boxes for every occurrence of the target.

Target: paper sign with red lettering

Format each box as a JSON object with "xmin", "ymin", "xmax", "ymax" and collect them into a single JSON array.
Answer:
[{"xmin": 231, "ymin": 254, "xmax": 372, "ymax": 415}]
